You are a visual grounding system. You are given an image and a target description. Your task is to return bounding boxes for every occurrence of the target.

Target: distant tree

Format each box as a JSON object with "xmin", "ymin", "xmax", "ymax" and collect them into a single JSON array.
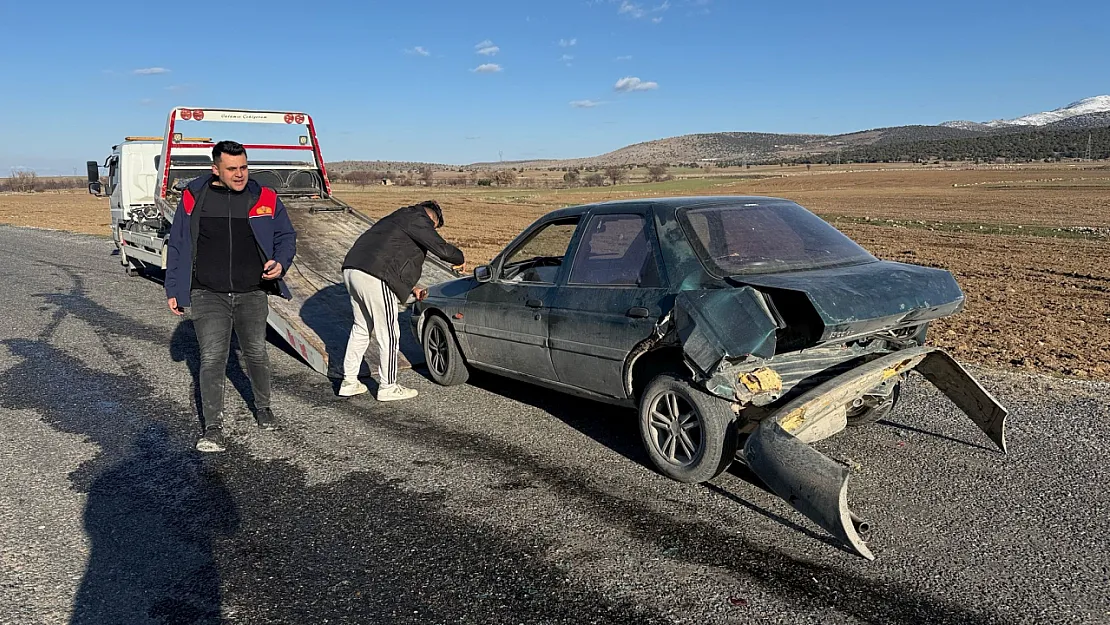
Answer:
[
  {"xmin": 493, "ymin": 169, "xmax": 517, "ymax": 186},
  {"xmin": 421, "ymin": 166, "xmax": 435, "ymax": 187},
  {"xmin": 5, "ymin": 169, "xmax": 38, "ymax": 192},
  {"xmin": 344, "ymin": 170, "xmax": 373, "ymax": 186},
  {"xmin": 584, "ymin": 173, "xmax": 604, "ymax": 187},
  {"xmin": 604, "ymin": 165, "xmax": 626, "ymax": 185},
  {"xmin": 646, "ymin": 164, "xmax": 669, "ymax": 182},
  {"xmin": 563, "ymin": 169, "xmax": 580, "ymax": 185}
]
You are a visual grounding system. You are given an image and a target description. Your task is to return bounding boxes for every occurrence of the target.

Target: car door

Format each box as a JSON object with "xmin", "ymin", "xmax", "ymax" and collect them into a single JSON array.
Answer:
[
  {"xmin": 463, "ymin": 216, "xmax": 581, "ymax": 382},
  {"xmin": 548, "ymin": 208, "xmax": 670, "ymax": 398}
]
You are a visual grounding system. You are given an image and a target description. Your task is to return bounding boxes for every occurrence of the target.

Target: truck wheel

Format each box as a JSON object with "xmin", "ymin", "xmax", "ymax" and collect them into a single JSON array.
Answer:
[
  {"xmin": 846, "ymin": 382, "xmax": 901, "ymax": 427},
  {"xmin": 422, "ymin": 314, "xmax": 469, "ymax": 386},
  {"xmin": 638, "ymin": 374, "xmax": 737, "ymax": 484}
]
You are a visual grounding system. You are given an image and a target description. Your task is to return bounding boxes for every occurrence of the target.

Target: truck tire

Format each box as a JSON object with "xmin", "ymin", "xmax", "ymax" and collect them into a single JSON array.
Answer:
[
  {"xmin": 638, "ymin": 374, "xmax": 737, "ymax": 484},
  {"xmin": 421, "ymin": 314, "xmax": 469, "ymax": 386}
]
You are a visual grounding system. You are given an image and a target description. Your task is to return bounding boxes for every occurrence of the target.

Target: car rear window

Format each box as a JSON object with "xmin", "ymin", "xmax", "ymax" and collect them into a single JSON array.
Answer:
[{"xmin": 677, "ymin": 200, "xmax": 875, "ymax": 276}]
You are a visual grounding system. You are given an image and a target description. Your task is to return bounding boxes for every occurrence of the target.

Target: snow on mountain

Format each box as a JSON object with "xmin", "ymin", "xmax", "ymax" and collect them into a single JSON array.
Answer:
[
  {"xmin": 986, "ymin": 96, "xmax": 1110, "ymax": 127},
  {"xmin": 939, "ymin": 120, "xmax": 991, "ymax": 131},
  {"xmin": 940, "ymin": 96, "xmax": 1110, "ymax": 131}
]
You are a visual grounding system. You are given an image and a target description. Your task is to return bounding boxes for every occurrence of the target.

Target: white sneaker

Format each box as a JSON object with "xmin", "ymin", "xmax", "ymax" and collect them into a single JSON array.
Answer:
[
  {"xmin": 338, "ymin": 379, "xmax": 368, "ymax": 397},
  {"xmin": 377, "ymin": 384, "xmax": 418, "ymax": 402}
]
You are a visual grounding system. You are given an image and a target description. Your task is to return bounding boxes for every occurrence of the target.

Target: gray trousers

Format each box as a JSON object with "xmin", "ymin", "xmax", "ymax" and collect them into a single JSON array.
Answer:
[
  {"xmin": 342, "ymin": 268, "xmax": 400, "ymax": 387},
  {"xmin": 189, "ymin": 289, "xmax": 270, "ymax": 427}
]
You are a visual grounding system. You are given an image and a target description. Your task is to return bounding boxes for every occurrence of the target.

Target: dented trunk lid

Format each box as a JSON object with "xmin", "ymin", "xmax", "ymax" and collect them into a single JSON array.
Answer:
[{"xmin": 730, "ymin": 260, "xmax": 964, "ymax": 344}]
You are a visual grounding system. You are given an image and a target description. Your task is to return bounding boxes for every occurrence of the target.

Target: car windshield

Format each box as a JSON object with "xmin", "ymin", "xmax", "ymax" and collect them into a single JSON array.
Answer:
[{"xmin": 676, "ymin": 200, "xmax": 876, "ymax": 276}]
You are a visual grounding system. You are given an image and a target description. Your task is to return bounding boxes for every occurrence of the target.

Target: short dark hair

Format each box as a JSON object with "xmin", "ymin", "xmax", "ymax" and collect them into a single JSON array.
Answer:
[
  {"xmin": 419, "ymin": 200, "xmax": 444, "ymax": 228},
  {"xmin": 212, "ymin": 140, "xmax": 246, "ymax": 163}
]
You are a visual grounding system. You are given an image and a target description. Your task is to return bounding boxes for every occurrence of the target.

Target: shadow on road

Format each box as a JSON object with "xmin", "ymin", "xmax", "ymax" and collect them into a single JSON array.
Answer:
[{"xmin": 0, "ymin": 337, "xmax": 239, "ymax": 624}]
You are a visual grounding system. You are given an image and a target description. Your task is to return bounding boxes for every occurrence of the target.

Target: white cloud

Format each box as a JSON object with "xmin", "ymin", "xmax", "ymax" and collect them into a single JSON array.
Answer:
[
  {"xmin": 559, "ymin": 38, "xmax": 577, "ymax": 47},
  {"xmin": 472, "ymin": 63, "xmax": 502, "ymax": 73},
  {"xmin": 132, "ymin": 67, "xmax": 170, "ymax": 75},
  {"xmin": 570, "ymin": 100, "xmax": 605, "ymax": 108},
  {"xmin": 474, "ymin": 39, "xmax": 499, "ymax": 55},
  {"xmin": 618, "ymin": 0, "xmax": 668, "ymax": 19},
  {"xmin": 618, "ymin": 1, "xmax": 645, "ymax": 18},
  {"xmin": 616, "ymin": 55, "xmax": 633, "ymax": 61},
  {"xmin": 560, "ymin": 54, "xmax": 574, "ymax": 62},
  {"xmin": 614, "ymin": 76, "xmax": 658, "ymax": 92},
  {"xmin": 165, "ymin": 84, "xmax": 189, "ymax": 92},
  {"xmin": 406, "ymin": 46, "xmax": 431, "ymax": 56}
]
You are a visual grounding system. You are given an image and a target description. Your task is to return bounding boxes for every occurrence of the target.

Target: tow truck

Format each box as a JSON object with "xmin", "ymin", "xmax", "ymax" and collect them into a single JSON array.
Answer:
[{"xmin": 88, "ymin": 106, "xmax": 457, "ymax": 377}]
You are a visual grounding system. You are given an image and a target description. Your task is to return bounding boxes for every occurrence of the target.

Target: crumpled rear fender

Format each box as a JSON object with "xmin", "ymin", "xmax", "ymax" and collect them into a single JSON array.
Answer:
[{"xmin": 743, "ymin": 346, "xmax": 1008, "ymax": 560}]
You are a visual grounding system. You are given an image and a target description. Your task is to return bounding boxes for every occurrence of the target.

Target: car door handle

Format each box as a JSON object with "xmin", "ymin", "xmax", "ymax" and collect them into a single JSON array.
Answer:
[
  {"xmin": 626, "ymin": 306, "xmax": 650, "ymax": 318},
  {"xmin": 526, "ymin": 299, "xmax": 543, "ymax": 308}
]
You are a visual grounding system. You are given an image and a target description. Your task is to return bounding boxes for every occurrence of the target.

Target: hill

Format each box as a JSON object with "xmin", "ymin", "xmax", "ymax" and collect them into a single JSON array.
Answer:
[
  {"xmin": 326, "ymin": 95, "xmax": 1110, "ymax": 171},
  {"xmin": 801, "ymin": 126, "xmax": 1110, "ymax": 164}
]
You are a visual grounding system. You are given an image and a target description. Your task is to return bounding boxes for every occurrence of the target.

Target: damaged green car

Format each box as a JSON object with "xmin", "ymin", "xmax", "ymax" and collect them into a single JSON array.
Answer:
[{"xmin": 410, "ymin": 195, "xmax": 1007, "ymax": 560}]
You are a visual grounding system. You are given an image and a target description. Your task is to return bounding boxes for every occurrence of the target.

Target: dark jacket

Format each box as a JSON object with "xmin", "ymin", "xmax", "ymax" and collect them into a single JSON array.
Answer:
[
  {"xmin": 165, "ymin": 175, "xmax": 297, "ymax": 308},
  {"xmin": 342, "ymin": 202, "xmax": 464, "ymax": 303},
  {"xmin": 190, "ymin": 182, "xmax": 265, "ymax": 294}
]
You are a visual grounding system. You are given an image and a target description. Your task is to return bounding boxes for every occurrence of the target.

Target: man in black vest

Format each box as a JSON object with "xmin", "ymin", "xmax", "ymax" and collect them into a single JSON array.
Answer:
[
  {"xmin": 165, "ymin": 140, "xmax": 297, "ymax": 452},
  {"xmin": 339, "ymin": 200, "xmax": 463, "ymax": 400}
]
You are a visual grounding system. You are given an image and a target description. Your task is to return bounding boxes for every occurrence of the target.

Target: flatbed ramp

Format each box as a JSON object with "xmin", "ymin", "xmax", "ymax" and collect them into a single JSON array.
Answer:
[{"xmin": 265, "ymin": 200, "xmax": 459, "ymax": 379}]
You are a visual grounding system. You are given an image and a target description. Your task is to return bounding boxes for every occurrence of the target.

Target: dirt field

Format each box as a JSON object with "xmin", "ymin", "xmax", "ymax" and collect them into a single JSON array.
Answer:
[{"xmin": 3, "ymin": 163, "xmax": 1108, "ymax": 381}]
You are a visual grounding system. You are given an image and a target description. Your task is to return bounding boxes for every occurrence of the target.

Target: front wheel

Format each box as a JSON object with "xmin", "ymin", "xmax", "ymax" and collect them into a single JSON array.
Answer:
[
  {"xmin": 638, "ymin": 374, "xmax": 738, "ymax": 484},
  {"xmin": 421, "ymin": 314, "xmax": 469, "ymax": 386}
]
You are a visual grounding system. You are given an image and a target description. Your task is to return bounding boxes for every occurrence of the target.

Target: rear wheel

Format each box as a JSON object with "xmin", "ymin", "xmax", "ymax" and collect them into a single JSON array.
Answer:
[
  {"xmin": 638, "ymin": 374, "xmax": 738, "ymax": 483},
  {"xmin": 421, "ymin": 314, "xmax": 469, "ymax": 386}
]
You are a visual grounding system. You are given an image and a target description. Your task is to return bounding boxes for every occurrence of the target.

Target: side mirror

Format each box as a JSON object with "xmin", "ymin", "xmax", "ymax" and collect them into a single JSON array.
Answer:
[
  {"xmin": 86, "ymin": 161, "xmax": 103, "ymax": 196},
  {"xmin": 473, "ymin": 265, "xmax": 492, "ymax": 283}
]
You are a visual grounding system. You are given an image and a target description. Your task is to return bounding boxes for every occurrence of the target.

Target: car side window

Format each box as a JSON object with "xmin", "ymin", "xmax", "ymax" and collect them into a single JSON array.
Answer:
[
  {"xmin": 568, "ymin": 213, "xmax": 661, "ymax": 287},
  {"xmin": 500, "ymin": 218, "xmax": 579, "ymax": 284}
]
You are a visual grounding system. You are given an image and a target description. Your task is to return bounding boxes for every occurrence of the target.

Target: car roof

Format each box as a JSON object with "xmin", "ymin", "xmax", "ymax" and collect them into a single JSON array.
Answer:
[{"xmin": 543, "ymin": 195, "xmax": 796, "ymax": 220}]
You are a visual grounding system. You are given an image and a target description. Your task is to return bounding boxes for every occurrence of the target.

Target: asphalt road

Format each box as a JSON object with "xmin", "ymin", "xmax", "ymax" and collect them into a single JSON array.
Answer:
[{"xmin": 0, "ymin": 224, "xmax": 1107, "ymax": 625}]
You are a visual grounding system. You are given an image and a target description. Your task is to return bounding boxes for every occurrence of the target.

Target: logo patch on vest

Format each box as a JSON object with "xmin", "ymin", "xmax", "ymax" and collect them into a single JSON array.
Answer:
[{"xmin": 250, "ymin": 205, "xmax": 274, "ymax": 218}]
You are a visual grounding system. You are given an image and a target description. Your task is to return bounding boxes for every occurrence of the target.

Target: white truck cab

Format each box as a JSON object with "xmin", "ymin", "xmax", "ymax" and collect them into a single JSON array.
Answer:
[{"xmin": 88, "ymin": 139, "xmax": 162, "ymax": 256}]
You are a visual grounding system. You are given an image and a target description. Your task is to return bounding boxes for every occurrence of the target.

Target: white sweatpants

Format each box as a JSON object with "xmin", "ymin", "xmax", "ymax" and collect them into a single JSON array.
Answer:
[{"xmin": 342, "ymin": 268, "xmax": 400, "ymax": 387}]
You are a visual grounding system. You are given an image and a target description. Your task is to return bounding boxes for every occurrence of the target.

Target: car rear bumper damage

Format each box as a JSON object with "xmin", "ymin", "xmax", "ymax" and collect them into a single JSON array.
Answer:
[{"xmin": 741, "ymin": 346, "xmax": 1007, "ymax": 559}]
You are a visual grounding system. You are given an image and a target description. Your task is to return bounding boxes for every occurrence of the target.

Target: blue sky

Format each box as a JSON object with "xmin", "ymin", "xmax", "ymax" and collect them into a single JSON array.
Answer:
[{"xmin": 1, "ymin": 0, "xmax": 1108, "ymax": 173}]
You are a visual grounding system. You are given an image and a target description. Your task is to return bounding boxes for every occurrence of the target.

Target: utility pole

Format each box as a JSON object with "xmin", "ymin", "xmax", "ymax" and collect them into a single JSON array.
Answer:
[{"xmin": 1087, "ymin": 132, "xmax": 1093, "ymax": 161}]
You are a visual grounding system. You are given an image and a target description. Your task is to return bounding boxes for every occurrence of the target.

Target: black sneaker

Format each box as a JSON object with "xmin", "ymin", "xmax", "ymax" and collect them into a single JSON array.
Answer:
[
  {"xmin": 196, "ymin": 426, "xmax": 226, "ymax": 453},
  {"xmin": 255, "ymin": 407, "xmax": 277, "ymax": 431}
]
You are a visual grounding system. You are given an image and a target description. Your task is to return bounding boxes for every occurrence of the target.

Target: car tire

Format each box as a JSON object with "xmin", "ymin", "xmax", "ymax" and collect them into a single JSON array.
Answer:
[
  {"xmin": 638, "ymin": 373, "xmax": 738, "ymax": 484},
  {"xmin": 421, "ymin": 314, "xmax": 469, "ymax": 386},
  {"xmin": 845, "ymin": 382, "xmax": 901, "ymax": 427}
]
